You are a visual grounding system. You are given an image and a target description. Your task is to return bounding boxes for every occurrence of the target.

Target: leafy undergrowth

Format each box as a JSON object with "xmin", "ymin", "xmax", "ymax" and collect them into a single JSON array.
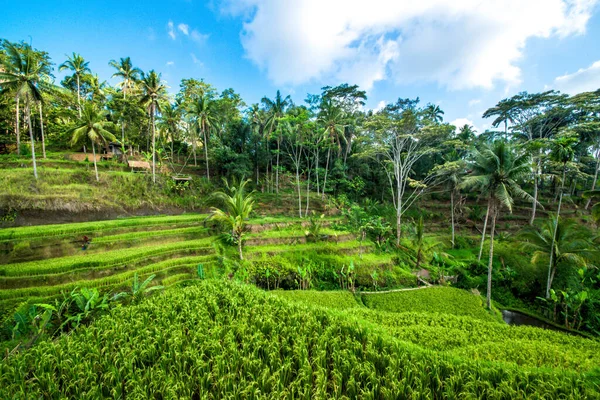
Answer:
[
  {"xmin": 362, "ymin": 286, "xmax": 498, "ymax": 322},
  {"xmin": 1, "ymin": 281, "xmax": 598, "ymax": 399}
]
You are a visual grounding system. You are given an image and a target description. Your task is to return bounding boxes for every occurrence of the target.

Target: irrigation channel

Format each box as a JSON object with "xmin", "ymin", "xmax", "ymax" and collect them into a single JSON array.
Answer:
[{"xmin": 501, "ymin": 310, "xmax": 563, "ymax": 331}]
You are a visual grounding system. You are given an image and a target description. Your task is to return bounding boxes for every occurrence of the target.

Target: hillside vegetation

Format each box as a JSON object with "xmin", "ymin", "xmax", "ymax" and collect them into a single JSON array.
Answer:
[{"xmin": 1, "ymin": 281, "xmax": 598, "ymax": 399}]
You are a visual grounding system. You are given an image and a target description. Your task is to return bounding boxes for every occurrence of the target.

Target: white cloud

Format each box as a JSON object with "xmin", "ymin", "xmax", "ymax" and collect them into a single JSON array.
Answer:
[
  {"xmin": 222, "ymin": 0, "xmax": 597, "ymax": 90},
  {"xmin": 167, "ymin": 21, "xmax": 176, "ymax": 40},
  {"xmin": 191, "ymin": 53, "xmax": 204, "ymax": 66},
  {"xmin": 553, "ymin": 60, "xmax": 600, "ymax": 94},
  {"xmin": 191, "ymin": 30, "xmax": 209, "ymax": 43},
  {"xmin": 373, "ymin": 100, "xmax": 387, "ymax": 112},
  {"xmin": 468, "ymin": 99, "xmax": 481, "ymax": 107},
  {"xmin": 450, "ymin": 118, "xmax": 476, "ymax": 133},
  {"xmin": 178, "ymin": 23, "xmax": 190, "ymax": 35},
  {"xmin": 166, "ymin": 61, "xmax": 175, "ymax": 66}
]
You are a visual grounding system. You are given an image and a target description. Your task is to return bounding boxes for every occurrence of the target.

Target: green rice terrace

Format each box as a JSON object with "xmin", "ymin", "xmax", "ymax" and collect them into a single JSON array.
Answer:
[{"xmin": 2, "ymin": 32, "xmax": 600, "ymax": 398}]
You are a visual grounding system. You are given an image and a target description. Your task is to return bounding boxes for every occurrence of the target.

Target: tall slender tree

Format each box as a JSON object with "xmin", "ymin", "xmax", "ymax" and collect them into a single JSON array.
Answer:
[
  {"xmin": 462, "ymin": 141, "xmax": 533, "ymax": 309},
  {"xmin": 317, "ymin": 98, "xmax": 346, "ymax": 198},
  {"xmin": 139, "ymin": 70, "xmax": 167, "ymax": 184},
  {"xmin": 68, "ymin": 103, "xmax": 117, "ymax": 182},
  {"xmin": 262, "ymin": 90, "xmax": 291, "ymax": 193},
  {"xmin": 0, "ymin": 40, "xmax": 52, "ymax": 178},
  {"xmin": 109, "ymin": 57, "xmax": 142, "ymax": 147},
  {"xmin": 58, "ymin": 53, "xmax": 90, "ymax": 117},
  {"xmin": 187, "ymin": 95, "xmax": 217, "ymax": 181}
]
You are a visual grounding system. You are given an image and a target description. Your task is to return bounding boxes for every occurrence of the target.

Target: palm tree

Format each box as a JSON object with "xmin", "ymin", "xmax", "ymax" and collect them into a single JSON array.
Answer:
[
  {"xmin": 87, "ymin": 74, "xmax": 106, "ymax": 103},
  {"xmin": 317, "ymin": 98, "xmax": 346, "ymax": 198},
  {"xmin": 424, "ymin": 104, "xmax": 444, "ymax": 124},
  {"xmin": 461, "ymin": 141, "xmax": 533, "ymax": 308},
  {"xmin": 109, "ymin": 57, "xmax": 142, "ymax": 148},
  {"xmin": 209, "ymin": 179, "xmax": 255, "ymax": 260},
  {"xmin": 544, "ymin": 133, "xmax": 577, "ymax": 297},
  {"xmin": 457, "ymin": 124, "xmax": 476, "ymax": 144},
  {"xmin": 262, "ymin": 90, "xmax": 291, "ymax": 193},
  {"xmin": 432, "ymin": 152, "xmax": 465, "ymax": 248},
  {"xmin": 139, "ymin": 70, "xmax": 167, "ymax": 184},
  {"xmin": 0, "ymin": 40, "xmax": 52, "ymax": 178},
  {"xmin": 109, "ymin": 57, "xmax": 142, "ymax": 99},
  {"xmin": 248, "ymin": 103, "xmax": 267, "ymax": 185},
  {"xmin": 158, "ymin": 102, "xmax": 181, "ymax": 162},
  {"xmin": 59, "ymin": 53, "xmax": 90, "ymax": 117},
  {"xmin": 187, "ymin": 95, "xmax": 217, "ymax": 181},
  {"xmin": 68, "ymin": 103, "xmax": 117, "ymax": 181},
  {"xmin": 482, "ymin": 99, "xmax": 516, "ymax": 138},
  {"xmin": 521, "ymin": 217, "xmax": 595, "ymax": 297}
]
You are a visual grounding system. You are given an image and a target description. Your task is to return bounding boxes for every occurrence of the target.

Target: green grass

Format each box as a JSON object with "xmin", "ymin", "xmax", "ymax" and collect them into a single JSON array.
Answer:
[
  {"xmin": 0, "ymin": 214, "xmax": 208, "ymax": 242},
  {"xmin": 0, "ymin": 281, "xmax": 597, "ymax": 398},
  {"xmin": 362, "ymin": 286, "xmax": 498, "ymax": 322},
  {"xmin": 271, "ymin": 290, "xmax": 361, "ymax": 310},
  {"xmin": 0, "ymin": 238, "xmax": 213, "ymax": 279}
]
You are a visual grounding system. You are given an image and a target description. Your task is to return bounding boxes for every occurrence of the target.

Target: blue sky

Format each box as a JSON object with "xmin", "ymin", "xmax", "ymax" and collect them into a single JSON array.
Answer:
[{"xmin": 2, "ymin": 0, "xmax": 600, "ymax": 131}]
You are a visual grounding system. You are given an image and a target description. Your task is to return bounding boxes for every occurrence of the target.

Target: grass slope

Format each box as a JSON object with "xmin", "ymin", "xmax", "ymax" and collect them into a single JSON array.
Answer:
[
  {"xmin": 362, "ymin": 286, "xmax": 498, "ymax": 322},
  {"xmin": 1, "ymin": 281, "xmax": 598, "ymax": 399}
]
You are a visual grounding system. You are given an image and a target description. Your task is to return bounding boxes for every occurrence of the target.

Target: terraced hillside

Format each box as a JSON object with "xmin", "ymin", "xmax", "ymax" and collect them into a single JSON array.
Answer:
[
  {"xmin": 2, "ymin": 281, "xmax": 598, "ymax": 398},
  {"xmin": 0, "ymin": 213, "xmax": 412, "ymax": 317}
]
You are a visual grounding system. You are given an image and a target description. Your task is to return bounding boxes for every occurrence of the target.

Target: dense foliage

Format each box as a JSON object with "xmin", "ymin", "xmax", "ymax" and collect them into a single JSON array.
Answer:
[{"xmin": 1, "ymin": 281, "xmax": 598, "ymax": 399}]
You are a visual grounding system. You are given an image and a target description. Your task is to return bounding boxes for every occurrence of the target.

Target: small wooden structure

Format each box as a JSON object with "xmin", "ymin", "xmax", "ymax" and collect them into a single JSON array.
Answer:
[
  {"xmin": 171, "ymin": 175, "xmax": 192, "ymax": 182},
  {"xmin": 128, "ymin": 160, "xmax": 151, "ymax": 172}
]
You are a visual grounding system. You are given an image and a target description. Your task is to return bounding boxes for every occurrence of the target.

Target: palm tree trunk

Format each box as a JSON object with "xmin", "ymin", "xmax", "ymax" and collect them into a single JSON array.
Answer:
[
  {"xmin": 151, "ymin": 105, "xmax": 156, "ymax": 184},
  {"xmin": 275, "ymin": 137, "xmax": 280, "ymax": 194},
  {"xmin": 546, "ymin": 165, "xmax": 566, "ymax": 298},
  {"xmin": 92, "ymin": 140, "xmax": 99, "ymax": 182},
  {"xmin": 238, "ymin": 238, "xmax": 243, "ymax": 260},
  {"xmin": 25, "ymin": 101, "xmax": 38, "ymax": 180},
  {"xmin": 585, "ymin": 148, "xmax": 600, "ymax": 209},
  {"xmin": 295, "ymin": 161, "xmax": 302, "ymax": 218},
  {"xmin": 203, "ymin": 126, "xmax": 210, "ymax": 181},
  {"xmin": 192, "ymin": 128, "xmax": 197, "ymax": 167},
  {"xmin": 451, "ymin": 190, "xmax": 455, "ymax": 248},
  {"xmin": 15, "ymin": 97, "xmax": 20, "ymax": 155},
  {"xmin": 322, "ymin": 146, "xmax": 330, "ymax": 200},
  {"xmin": 315, "ymin": 147, "xmax": 320, "ymax": 195},
  {"xmin": 530, "ymin": 158, "xmax": 540, "ymax": 225},
  {"xmin": 121, "ymin": 120, "xmax": 125, "ymax": 148},
  {"xmin": 305, "ymin": 155, "xmax": 311, "ymax": 216},
  {"xmin": 76, "ymin": 75, "xmax": 82, "ymax": 118},
  {"xmin": 38, "ymin": 102, "xmax": 46, "ymax": 159},
  {"xmin": 396, "ymin": 173, "xmax": 402, "ymax": 246},
  {"xmin": 478, "ymin": 198, "xmax": 491, "ymax": 262},
  {"xmin": 486, "ymin": 204, "xmax": 497, "ymax": 309}
]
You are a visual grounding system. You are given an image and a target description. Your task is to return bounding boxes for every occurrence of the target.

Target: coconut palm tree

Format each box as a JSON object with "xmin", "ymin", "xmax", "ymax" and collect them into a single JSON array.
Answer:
[
  {"xmin": 68, "ymin": 103, "xmax": 117, "ymax": 182},
  {"xmin": 87, "ymin": 74, "xmax": 106, "ymax": 103},
  {"xmin": 544, "ymin": 133, "xmax": 578, "ymax": 297},
  {"xmin": 158, "ymin": 102, "xmax": 182, "ymax": 162},
  {"xmin": 432, "ymin": 151, "xmax": 465, "ymax": 248},
  {"xmin": 482, "ymin": 98, "xmax": 516, "ymax": 138},
  {"xmin": 0, "ymin": 40, "xmax": 52, "ymax": 178},
  {"xmin": 109, "ymin": 57, "xmax": 142, "ymax": 148},
  {"xmin": 59, "ymin": 53, "xmax": 90, "ymax": 117},
  {"xmin": 109, "ymin": 57, "xmax": 142, "ymax": 99},
  {"xmin": 209, "ymin": 179, "xmax": 255, "ymax": 260},
  {"xmin": 187, "ymin": 95, "xmax": 217, "ymax": 181},
  {"xmin": 424, "ymin": 104, "xmax": 444, "ymax": 124},
  {"xmin": 262, "ymin": 90, "xmax": 291, "ymax": 193},
  {"xmin": 139, "ymin": 70, "xmax": 167, "ymax": 184},
  {"xmin": 461, "ymin": 141, "xmax": 533, "ymax": 308},
  {"xmin": 317, "ymin": 98, "xmax": 346, "ymax": 198},
  {"xmin": 521, "ymin": 217, "xmax": 596, "ymax": 297}
]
